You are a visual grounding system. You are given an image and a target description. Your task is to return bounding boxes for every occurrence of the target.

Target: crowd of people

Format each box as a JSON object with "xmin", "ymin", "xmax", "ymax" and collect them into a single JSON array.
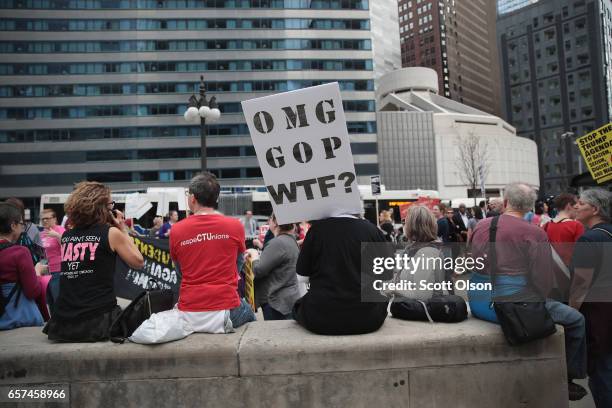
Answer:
[{"xmin": 0, "ymin": 175, "xmax": 610, "ymax": 406}]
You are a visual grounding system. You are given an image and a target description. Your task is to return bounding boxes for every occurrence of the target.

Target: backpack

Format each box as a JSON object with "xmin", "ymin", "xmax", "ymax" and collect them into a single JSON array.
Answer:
[
  {"xmin": 0, "ymin": 242, "xmax": 22, "ymax": 317},
  {"xmin": 390, "ymin": 295, "xmax": 468, "ymax": 323},
  {"xmin": 109, "ymin": 280, "xmax": 174, "ymax": 343},
  {"xmin": 18, "ymin": 225, "xmax": 45, "ymax": 265}
]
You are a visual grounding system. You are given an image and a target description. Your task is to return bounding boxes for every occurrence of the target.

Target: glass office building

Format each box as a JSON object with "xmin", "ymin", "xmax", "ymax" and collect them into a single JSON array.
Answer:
[{"xmin": 0, "ymin": 0, "xmax": 391, "ymax": 203}]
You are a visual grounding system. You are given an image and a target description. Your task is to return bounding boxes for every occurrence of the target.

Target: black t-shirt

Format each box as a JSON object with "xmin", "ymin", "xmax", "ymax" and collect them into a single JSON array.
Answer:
[
  {"xmin": 55, "ymin": 224, "xmax": 117, "ymax": 321},
  {"xmin": 295, "ymin": 217, "xmax": 393, "ymax": 335},
  {"xmin": 571, "ymin": 223, "xmax": 612, "ymax": 360},
  {"xmin": 572, "ymin": 223, "xmax": 612, "ymax": 275}
]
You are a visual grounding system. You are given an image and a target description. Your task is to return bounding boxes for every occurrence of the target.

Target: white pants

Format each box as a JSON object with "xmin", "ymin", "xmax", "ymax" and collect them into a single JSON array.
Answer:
[{"xmin": 129, "ymin": 306, "xmax": 233, "ymax": 344}]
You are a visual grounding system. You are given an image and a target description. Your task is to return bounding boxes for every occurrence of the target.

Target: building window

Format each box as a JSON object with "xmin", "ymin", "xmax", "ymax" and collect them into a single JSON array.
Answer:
[
  {"xmin": 577, "ymin": 54, "xmax": 589, "ymax": 65},
  {"xmin": 159, "ymin": 171, "xmax": 174, "ymax": 182},
  {"xmin": 543, "ymin": 13, "xmax": 554, "ymax": 24},
  {"xmin": 544, "ymin": 28, "xmax": 555, "ymax": 40}
]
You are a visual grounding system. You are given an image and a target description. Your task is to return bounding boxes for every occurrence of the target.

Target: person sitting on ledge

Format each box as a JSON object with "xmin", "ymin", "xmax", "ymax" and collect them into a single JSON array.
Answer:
[
  {"xmin": 468, "ymin": 182, "xmax": 587, "ymax": 401},
  {"xmin": 293, "ymin": 211, "xmax": 393, "ymax": 335},
  {"xmin": 171, "ymin": 173, "xmax": 255, "ymax": 332},
  {"xmin": 44, "ymin": 182, "xmax": 144, "ymax": 342},
  {"xmin": 130, "ymin": 173, "xmax": 256, "ymax": 344},
  {"xmin": 0, "ymin": 202, "xmax": 47, "ymax": 330},
  {"xmin": 247, "ymin": 215, "xmax": 301, "ymax": 320}
]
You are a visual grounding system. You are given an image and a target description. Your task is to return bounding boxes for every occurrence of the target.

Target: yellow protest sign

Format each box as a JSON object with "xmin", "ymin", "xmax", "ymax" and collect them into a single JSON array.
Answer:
[{"xmin": 576, "ymin": 123, "xmax": 612, "ymax": 184}]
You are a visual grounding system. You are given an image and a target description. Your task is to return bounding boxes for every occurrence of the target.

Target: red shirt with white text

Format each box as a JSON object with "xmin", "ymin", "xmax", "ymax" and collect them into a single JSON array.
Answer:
[{"xmin": 170, "ymin": 214, "xmax": 245, "ymax": 312}]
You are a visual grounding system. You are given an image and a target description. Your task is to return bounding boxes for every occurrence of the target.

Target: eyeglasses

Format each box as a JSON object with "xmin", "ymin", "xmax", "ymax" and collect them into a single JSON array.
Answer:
[
  {"xmin": 108, "ymin": 201, "xmax": 116, "ymax": 208},
  {"xmin": 185, "ymin": 190, "xmax": 193, "ymax": 196},
  {"xmin": 41, "ymin": 217, "xmax": 54, "ymax": 221}
]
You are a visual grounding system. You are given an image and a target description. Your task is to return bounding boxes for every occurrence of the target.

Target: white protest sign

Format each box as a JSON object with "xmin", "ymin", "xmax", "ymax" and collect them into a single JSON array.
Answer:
[
  {"xmin": 241, "ymin": 82, "xmax": 361, "ymax": 224},
  {"xmin": 125, "ymin": 193, "xmax": 153, "ymax": 220}
]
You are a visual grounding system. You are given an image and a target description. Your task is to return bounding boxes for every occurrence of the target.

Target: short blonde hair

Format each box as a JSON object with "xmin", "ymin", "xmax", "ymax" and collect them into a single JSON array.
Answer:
[{"xmin": 404, "ymin": 205, "xmax": 437, "ymax": 242}]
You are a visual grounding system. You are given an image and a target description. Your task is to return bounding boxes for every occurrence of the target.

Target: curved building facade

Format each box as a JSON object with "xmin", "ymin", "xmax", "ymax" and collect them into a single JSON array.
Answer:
[
  {"xmin": 376, "ymin": 67, "xmax": 539, "ymax": 199},
  {"xmin": 0, "ymin": 0, "xmax": 402, "ymax": 205}
]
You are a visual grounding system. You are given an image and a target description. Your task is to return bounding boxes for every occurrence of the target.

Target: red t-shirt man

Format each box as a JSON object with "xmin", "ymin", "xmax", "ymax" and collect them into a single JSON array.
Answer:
[{"xmin": 170, "ymin": 213, "xmax": 245, "ymax": 312}]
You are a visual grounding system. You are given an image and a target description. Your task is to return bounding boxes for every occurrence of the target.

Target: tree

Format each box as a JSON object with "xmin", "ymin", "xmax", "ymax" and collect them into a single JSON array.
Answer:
[{"xmin": 454, "ymin": 132, "xmax": 491, "ymax": 206}]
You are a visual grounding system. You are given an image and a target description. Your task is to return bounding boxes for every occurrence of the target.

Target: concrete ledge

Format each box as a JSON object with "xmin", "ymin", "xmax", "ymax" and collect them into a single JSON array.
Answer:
[
  {"xmin": 0, "ymin": 326, "xmax": 246, "ymax": 383},
  {"xmin": 0, "ymin": 318, "xmax": 568, "ymax": 408},
  {"xmin": 238, "ymin": 318, "xmax": 565, "ymax": 375}
]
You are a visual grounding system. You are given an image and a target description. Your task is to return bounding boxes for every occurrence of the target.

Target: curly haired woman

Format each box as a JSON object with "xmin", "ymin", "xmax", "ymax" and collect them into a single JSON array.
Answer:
[{"xmin": 43, "ymin": 182, "xmax": 144, "ymax": 342}]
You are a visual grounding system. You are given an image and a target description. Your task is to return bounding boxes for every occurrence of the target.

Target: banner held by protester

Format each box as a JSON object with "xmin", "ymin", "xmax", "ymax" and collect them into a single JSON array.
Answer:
[
  {"xmin": 114, "ymin": 236, "xmax": 180, "ymax": 301},
  {"xmin": 241, "ymin": 82, "xmax": 361, "ymax": 224},
  {"xmin": 576, "ymin": 122, "xmax": 612, "ymax": 184}
]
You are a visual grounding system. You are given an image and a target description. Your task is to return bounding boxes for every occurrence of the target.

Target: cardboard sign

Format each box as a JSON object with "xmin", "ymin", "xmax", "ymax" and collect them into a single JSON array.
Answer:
[
  {"xmin": 371, "ymin": 175, "xmax": 381, "ymax": 195},
  {"xmin": 125, "ymin": 193, "xmax": 153, "ymax": 220},
  {"xmin": 241, "ymin": 82, "xmax": 361, "ymax": 224},
  {"xmin": 577, "ymin": 123, "xmax": 612, "ymax": 184}
]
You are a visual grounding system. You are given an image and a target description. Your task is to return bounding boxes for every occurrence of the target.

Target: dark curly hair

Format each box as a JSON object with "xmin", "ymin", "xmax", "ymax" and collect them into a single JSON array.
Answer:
[{"xmin": 64, "ymin": 181, "xmax": 112, "ymax": 229}]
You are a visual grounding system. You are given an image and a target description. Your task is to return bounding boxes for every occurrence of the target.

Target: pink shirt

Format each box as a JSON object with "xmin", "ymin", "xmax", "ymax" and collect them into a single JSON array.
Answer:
[{"xmin": 41, "ymin": 225, "xmax": 65, "ymax": 273}]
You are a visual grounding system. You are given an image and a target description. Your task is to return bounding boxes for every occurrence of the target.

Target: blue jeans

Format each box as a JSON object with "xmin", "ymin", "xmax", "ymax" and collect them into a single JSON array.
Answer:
[
  {"xmin": 262, "ymin": 304, "xmax": 292, "ymax": 321},
  {"xmin": 46, "ymin": 272, "xmax": 61, "ymax": 316},
  {"xmin": 468, "ymin": 272, "xmax": 526, "ymax": 323},
  {"xmin": 229, "ymin": 297, "xmax": 256, "ymax": 328},
  {"xmin": 589, "ymin": 352, "xmax": 612, "ymax": 408},
  {"xmin": 545, "ymin": 299, "xmax": 587, "ymax": 380}
]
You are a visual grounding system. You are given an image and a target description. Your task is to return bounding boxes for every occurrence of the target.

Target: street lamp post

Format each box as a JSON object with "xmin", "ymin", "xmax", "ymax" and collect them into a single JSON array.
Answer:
[{"xmin": 183, "ymin": 76, "xmax": 221, "ymax": 173}]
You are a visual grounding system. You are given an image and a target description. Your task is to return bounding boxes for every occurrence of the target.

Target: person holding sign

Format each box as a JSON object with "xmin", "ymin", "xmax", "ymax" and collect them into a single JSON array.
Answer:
[
  {"xmin": 241, "ymin": 82, "xmax": 362, "ymax": 225},
  {"xmin": 293, "ymin": 215, "xmax": 393, "ymax": 335}
]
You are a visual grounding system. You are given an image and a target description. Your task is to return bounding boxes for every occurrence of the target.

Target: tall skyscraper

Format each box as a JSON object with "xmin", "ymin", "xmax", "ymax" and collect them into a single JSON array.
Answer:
[
  {"xmin": 397, "ymin": 0, "xmax": 502, "ymax": 116},
  {"xmin": 0, "ymin": 0, "xmax": 397, "ymax": 206},
  {"xmin": 497, "ymin": 0, "xmax": 612, "ymax": 194}
]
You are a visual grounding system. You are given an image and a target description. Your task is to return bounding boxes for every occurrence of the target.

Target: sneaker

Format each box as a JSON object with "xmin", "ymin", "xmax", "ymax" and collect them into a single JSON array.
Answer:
[{"xmin": 568, "ymin": 380, "xmax": 588, "ymax": 401}]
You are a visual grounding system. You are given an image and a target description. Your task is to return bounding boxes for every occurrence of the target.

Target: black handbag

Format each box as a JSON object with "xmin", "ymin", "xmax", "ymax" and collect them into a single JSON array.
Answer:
[
  {"xmin": 110, "ymin": 280, "xmax": 174, "ymax": 343},
  {"xmin": 489, "ymin": 216, "xmax": 556, "ymax": 346}
]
